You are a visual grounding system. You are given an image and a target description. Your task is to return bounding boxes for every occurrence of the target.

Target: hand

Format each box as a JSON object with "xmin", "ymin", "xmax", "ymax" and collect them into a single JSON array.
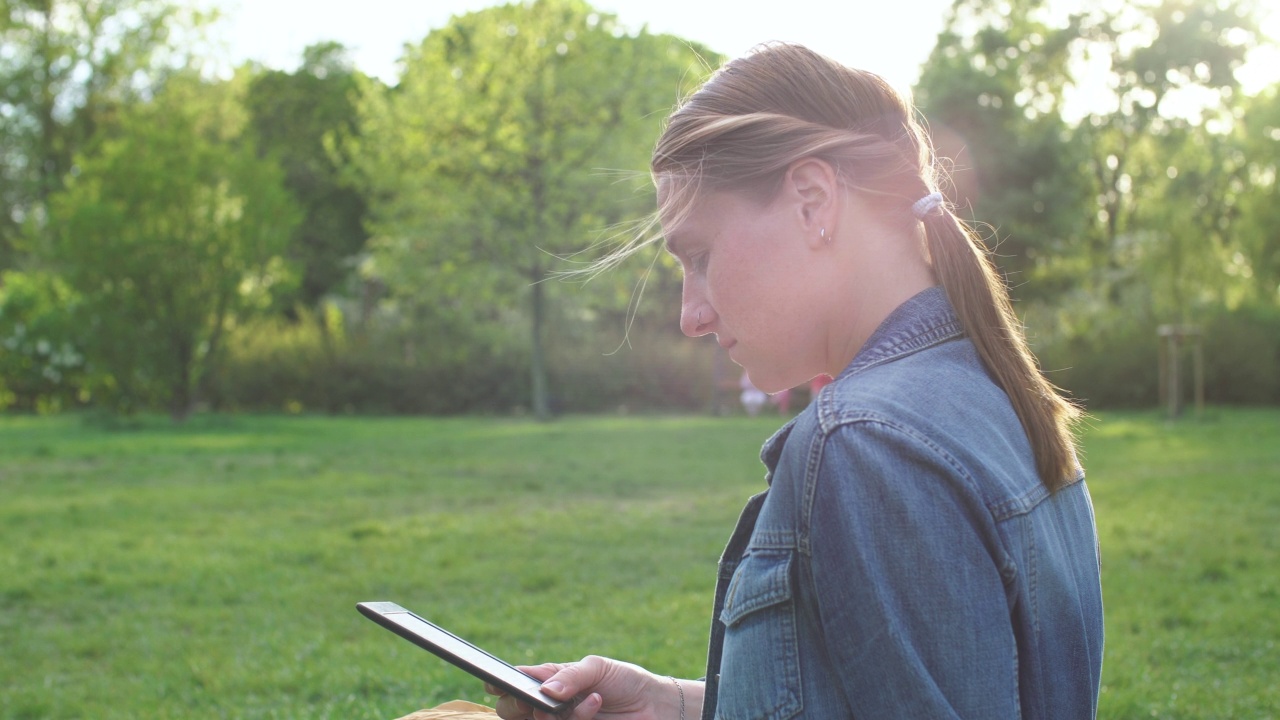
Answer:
[{"xmin": 487, "ymin": 655, "xmax": 693, "ymax": 720}]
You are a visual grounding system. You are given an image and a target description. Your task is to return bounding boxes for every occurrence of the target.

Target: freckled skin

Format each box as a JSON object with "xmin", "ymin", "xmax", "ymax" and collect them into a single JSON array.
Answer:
[
  {"xmin": 668, "ymin": 190, "xmax": 830, "ymax": 393},
  {"xmin": 664, "ymin": 163, "xmax": 934, "ymax": 395}
]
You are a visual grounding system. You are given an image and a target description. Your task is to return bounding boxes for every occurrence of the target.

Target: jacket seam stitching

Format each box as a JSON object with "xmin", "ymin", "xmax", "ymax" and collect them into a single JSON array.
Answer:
[{"xmin": 840, "ymin": 321, "xmax": 964, "ymax": 377}]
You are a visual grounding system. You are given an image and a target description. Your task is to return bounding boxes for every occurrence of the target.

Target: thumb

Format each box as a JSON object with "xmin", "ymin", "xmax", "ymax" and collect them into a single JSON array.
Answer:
[{"xmin": 539, "ymin": 656, "xmax": 613, "ymax": 700}]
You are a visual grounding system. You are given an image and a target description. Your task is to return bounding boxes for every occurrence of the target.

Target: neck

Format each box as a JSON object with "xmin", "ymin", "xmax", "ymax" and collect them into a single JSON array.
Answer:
[{"xmin": 821, "ymin": 221, "xmax": 935, "ymax": 377}]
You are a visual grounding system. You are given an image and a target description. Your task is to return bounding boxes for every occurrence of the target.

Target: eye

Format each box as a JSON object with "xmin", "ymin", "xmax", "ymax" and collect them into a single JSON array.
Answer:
[{"xmin": 689, "ymin": 252, "xmax": 710, "ymax": 274}]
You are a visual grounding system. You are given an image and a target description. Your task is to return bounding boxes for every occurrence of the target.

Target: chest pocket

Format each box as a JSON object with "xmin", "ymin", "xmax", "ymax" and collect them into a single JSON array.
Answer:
[{"xmin": 715, "ymin": 550, "xmax": 802, "ymax": 720}]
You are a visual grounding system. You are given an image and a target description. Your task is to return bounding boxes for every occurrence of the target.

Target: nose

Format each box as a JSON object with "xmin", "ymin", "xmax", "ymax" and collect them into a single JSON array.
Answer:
[{"xmin": 679, "ymin": 277, "xmax": 715, "ymax": 338}]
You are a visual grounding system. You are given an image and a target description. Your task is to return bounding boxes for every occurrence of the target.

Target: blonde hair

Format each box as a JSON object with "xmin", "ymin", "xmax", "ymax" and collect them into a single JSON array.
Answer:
[{"xmin": 607, "ymin": 44, "xmax": 1082, "ymax": 490}]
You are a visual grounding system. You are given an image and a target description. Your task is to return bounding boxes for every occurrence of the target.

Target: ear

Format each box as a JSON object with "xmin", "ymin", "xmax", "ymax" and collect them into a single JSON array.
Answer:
[{"xmin": 783, "ymin": 158, "xmax": 839, "ymax": 249}]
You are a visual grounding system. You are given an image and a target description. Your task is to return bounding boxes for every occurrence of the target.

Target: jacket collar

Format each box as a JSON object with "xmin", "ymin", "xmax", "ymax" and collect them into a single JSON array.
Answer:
[
  {"xmin": 835, "ymin": 285, "xmax": 963, "ymax": 381},
  {"xmin": 758, "ymin": 286, "xmax": 963, "ymax": 479}
]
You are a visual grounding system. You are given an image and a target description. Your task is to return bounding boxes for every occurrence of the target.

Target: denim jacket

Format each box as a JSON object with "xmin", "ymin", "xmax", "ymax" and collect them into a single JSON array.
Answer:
[{"xmin": 701, "ymin": 287, "xmax": 1104, "ymax": 719}]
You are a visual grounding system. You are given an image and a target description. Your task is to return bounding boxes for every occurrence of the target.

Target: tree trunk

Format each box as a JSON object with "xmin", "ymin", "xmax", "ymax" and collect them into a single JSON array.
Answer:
[
  {"xmin": 170, "ymin": 339, "xmax": 194, "ymax": 423},
  {"xmin": 37, "ymin": 1, "xmax": 58, "ymax": 208},
  {"xmin": 530, "ymin": 262, "xmax": 550, "ymax": 420}
]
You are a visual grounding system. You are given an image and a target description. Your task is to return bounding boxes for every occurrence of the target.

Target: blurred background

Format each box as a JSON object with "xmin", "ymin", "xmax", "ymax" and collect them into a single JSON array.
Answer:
[{"xmin": 3, "ymin": 0, "xmax": 1279, "ymax": 421}]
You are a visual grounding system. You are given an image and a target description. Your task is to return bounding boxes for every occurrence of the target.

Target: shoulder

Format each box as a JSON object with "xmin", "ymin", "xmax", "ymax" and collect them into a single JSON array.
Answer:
[
  {"xmin": 792, "ymin": 337, "xmax": 1043, "ymax": 511},
  {"xmin": 823, "ymin": 336, "xmax": 1004, "ymax": 427}
]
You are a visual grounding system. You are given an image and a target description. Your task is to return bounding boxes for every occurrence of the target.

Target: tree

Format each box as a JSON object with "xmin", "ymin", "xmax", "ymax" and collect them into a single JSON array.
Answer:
[
  {"xmin": 38, "ymin": 72, "xmax": 300, "ymax": 419},
  {"xmin": 917, "ymin": 0, "xmax": 1263, "ymax": 312},
  {"xmin": 1229, "ymin": 83, "xmax": 1280, "ymax": 304},
  {"xmin": 915, "ymin": 0, "xmax": 1093, "ymax": 300},
  {"xmin": 352, "ymin": 0, "xmax": 714, "ymax": 418},
  {"xmin": 914, "ymin": 0, "xmax": 1278, "ymax": 408},
  {"xmin": 244, "ymin": 43, "xmax": 370, "ymax": 318},
  {"xmin": 1072, "ymin": 0, "xmax": 1257, "ymax": 287},
  {"xmin": 0, "ymin": 0, "xmax": 212, "ymax": 269}
]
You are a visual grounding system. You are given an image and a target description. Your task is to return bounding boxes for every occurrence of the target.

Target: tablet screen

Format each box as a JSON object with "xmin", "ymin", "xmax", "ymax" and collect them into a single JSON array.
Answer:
[{"xmin": 380, "ymin": 609, "xmax": 546, "ymax": 696}]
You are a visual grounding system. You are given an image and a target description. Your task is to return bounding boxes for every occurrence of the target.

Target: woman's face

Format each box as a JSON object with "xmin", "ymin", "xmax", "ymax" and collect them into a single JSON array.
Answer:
[{"xmin": 663, "ymin": 188, "xmax": 829, "ymax": 393}]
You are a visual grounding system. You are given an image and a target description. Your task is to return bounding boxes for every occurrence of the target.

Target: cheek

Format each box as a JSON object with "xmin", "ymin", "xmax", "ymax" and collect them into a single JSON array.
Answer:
[
  {"xmin": 707, "ymin": 260, "xmax": 765, "ymax": 327},
  {"xmin": 704, "ymin": 259, "xmax": 739, "ymax": 307},
  {"xmin": 705, "ymin": 214, "xmax": 789, "ymax": 317}
]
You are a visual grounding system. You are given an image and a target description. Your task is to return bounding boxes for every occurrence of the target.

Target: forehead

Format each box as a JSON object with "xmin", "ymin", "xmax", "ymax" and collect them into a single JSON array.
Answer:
[
  {"xmin": 664, "ymin": 187, "xmax": 770, "ymax": 254},
  {"xmin": 660, "ymin": 194, "xmax": 715, "ymax": 257},
  {"xmin": 658, "ymin": 171, "xmax": 786, "ymax": 254},
  {"xmin": 658, "ymin": 180, "xmax": 736, "ymax": 256}
]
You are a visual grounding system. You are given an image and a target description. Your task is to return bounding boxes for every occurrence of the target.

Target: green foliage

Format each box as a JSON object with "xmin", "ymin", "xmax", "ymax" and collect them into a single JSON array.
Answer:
[
  {"xmin": 1200, "ymin": 303, "xmax": 1280, "ymax": 404},
  {"xmin": 916, "ymin": 0, "xmax": 1094, "ymax": 298},
  {"xmin": 1233, "ymin": 85, "xmax": 1280, "ymax": 301},
  {"xmin": 0, "ymin": 0, "xmax": 212, "ymax": 267},
  {"xmin": 920, "ymin": 0, "xmax": 1279, "ymax": 412},
  {"xmin": 350, "ymin": 0, "xmax": 716, "ymax": 418},
  {"xmin": 244, "ymin": 42, "xmax": 371, "ymax": 313},
  {"xmin": 210, "ymin": 309, "xmax": 531, "ymax": 414},
  {"xmin": 1029, "ymin": 295, "xmax": 1280, "ymax": 408},
  {"xmin": 36, "ymin": 73, "xmax": 301, "ymax": 419},
  {"xmin": 545, "ymin": 324, "xmax": 712, "ymax": 413},
  {"xmin": 1, "ymin": 411, "xmax": 1277, "ymax": 717},
  {"xmin": 1033, "ymin": 307, "xmax": 1163, "ymax": 408},
  {"xmin": 1070, "ymin": 0, "xmax": 1256, "ymax": 269},
  {"xmin": 2, "ymin": 0, "xmax": 1278, "ymax": 417},
  {"xmin": 0, "ymin": 270, "xmax": 88, "ymax": 411},
  {"xmin": 920, "ymin": 0, "xmax": 1264, "ymax": 307}
]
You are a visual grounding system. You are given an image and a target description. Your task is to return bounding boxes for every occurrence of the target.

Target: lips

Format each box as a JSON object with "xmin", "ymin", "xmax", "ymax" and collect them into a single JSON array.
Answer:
[{"xmin": 718, "ymin": 337, "xmax": 737, "ymax": 351}]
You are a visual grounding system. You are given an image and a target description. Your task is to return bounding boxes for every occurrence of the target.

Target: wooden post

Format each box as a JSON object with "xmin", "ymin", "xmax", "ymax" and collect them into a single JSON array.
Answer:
[
  {"xmin": 1157, "ymin": 329, "xmax": 1168, "ymax": 413},
  {"xmin": 1157, "ymin": 324, "xmax": 1204, "ymax": 420},
  {"xmin": 1193, "ymin": 336, "xmax": 1205, "ymax": 418}
]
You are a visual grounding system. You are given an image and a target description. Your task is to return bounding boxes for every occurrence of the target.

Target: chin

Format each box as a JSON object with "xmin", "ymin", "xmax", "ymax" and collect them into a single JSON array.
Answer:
[{"xmin": 746, "ymin": 370, "xmax": 799, "ymax": 395}]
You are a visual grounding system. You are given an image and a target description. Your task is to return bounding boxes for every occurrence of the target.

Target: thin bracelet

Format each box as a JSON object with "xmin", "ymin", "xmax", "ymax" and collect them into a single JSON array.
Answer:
[{"xmin": 669, "ymin": 676, "xmax": 685, "ymax": 720}]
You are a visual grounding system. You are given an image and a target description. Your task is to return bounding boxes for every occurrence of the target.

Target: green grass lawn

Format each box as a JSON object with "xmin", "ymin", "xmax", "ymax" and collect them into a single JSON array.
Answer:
[{"xmin": 1, "ymin": 409, "xmax": 1276, "ymax": 719}]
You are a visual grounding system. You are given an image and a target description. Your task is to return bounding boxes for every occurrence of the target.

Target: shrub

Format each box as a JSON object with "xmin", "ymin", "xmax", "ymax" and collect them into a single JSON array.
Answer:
[
  {"xmin": 1041, "ymin": 318, "xmax": 1161, "ymax": 409},
  {"xmin": 548, "ymin": 327, "xmax": 714, "ymax": 413},
  {"xmin": 1032, "ymin": 301, "xmax": 1280, "ymax": 410},
  {"xmin": 208, "ymin": 311, "xmax": 717, "ymax": 415},
  {"xmin": 0, "ymin": 271, "xmax": 91, "ymax": 412},
  {"xmin": 1200, "ymin": 304, "xmax": 1280, "ymax": 405}
]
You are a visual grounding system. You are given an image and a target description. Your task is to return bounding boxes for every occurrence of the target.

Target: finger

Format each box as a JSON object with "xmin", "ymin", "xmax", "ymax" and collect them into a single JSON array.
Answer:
[
  {"xmin": 532, "ymin": 692, "xmax": 601, "ymax": 720},
  {"xmin": 571, "ymin": 693, "xmax": 603, "ymax": 720},
  {"xmin": 516, "ymin": 662, "xmax": 566, "ymax": 683},
  {"xmin": 538, "ymin": 656, "xmax": 612, "ymax": 700},
  {"xmin": 494, "ymin": 693, "xmax": 533, "ymax": 720},
  {"xmin": 488, "ymin": 662, "xmax": 561, "ymax": 697}
]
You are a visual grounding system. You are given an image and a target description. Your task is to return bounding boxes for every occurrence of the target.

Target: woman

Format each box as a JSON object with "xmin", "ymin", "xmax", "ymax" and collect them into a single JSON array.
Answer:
[{"xmin": 491, "ymin": 43, "xmax": 1104, "ymax": 720}]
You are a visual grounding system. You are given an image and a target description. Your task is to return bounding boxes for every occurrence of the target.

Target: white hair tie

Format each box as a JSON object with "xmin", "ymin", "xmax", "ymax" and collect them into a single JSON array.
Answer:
[{"xmin": 912, "ymin": 192, "xmax": 945, "ymax": 220}]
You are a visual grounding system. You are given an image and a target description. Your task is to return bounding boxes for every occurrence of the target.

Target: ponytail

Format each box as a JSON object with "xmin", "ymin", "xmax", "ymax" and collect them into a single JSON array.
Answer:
[{"xmin": 923, "ymin": 211, "xmax": 1083, "ymax": 491}]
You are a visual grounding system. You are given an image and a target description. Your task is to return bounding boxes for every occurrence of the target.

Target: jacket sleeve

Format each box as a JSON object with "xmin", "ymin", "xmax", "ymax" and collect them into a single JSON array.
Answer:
[{"xmin": 802, "ymin": 418, "xmax": 1021, "ymax": 719}]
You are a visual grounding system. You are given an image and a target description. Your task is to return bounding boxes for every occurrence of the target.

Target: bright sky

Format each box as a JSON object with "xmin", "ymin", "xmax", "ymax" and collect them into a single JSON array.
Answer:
[
  {"xmin": 213, "ymin": 0, "xmax": 952, "ymax": 95},
  {"xmin": 213, "ymin": 0, "xmax": 1279, "ymax": 104}
]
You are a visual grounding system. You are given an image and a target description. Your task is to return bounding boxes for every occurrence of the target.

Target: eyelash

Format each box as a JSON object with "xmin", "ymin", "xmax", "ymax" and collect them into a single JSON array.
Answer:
[{"xmin": 689, "ymin": 252, "xmax": 709, "ymax": 274}]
